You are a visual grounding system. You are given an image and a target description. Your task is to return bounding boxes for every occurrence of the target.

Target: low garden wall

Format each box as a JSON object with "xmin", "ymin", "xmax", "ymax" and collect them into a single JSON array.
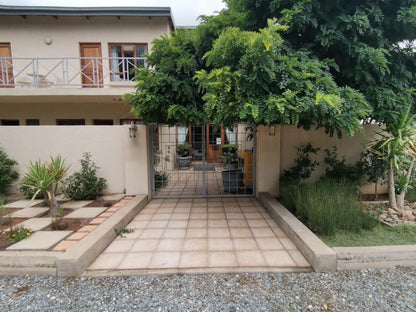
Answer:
[{"xmin": 0, "ymin": 125, "xmax": 150, "ymax": 195}]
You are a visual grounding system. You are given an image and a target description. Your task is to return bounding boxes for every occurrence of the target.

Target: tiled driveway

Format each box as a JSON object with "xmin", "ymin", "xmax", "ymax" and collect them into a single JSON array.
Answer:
[{"xmin": 87, "ymin": 197, "xmax": 311, "ymax": 274}]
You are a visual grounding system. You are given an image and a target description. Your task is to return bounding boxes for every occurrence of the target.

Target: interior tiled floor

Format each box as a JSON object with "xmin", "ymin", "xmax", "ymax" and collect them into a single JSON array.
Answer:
[{"xmin": 88, "ymin": 197, "xmax": 311, "ymax": 273}]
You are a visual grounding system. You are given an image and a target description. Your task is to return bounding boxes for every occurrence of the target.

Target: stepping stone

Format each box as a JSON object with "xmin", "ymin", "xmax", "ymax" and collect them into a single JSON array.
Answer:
[
  {"xmin": 99, "ymin": 194, "xmax": 125, "ymax": 201},
  {"xmin": 61, "ymin": 200, "xmax": 94, "ymax": 209},
  {"xmin": 64, "ymin": 207, "xmax": 107, "ymax": 219},
  {"xmin": 8, "ymin": 207, "xmax": 49, "ymax": 218},
  {"xmin": 6, "ymin": 231, "xmax": 73, "ymax": 250},
  {"xmin": 13, "ymin": 218, "xmax": 54, "ymax": 231},
  {"xmin": 3, "ymin": 199, "xmax": 44, "ymax": 208}
]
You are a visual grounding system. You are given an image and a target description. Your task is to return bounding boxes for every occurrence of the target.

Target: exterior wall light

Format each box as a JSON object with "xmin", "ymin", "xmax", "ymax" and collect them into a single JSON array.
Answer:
[
  {"xmin": 269, "ymin": 125, "xmax": 276, "ymax": 136},
  {"xmin": 44, "ymin": 37, "xmax": 53, "ymax": 45},
  {"xmin": 129, "ymin": 121, "xmax": 137, "ymax": 138}
]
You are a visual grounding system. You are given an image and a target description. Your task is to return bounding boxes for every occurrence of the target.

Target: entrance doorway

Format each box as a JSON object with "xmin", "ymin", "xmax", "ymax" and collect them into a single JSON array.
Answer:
[{"xmin": 150, "ymin": 123, "xmax": 256, "ymax": 198}]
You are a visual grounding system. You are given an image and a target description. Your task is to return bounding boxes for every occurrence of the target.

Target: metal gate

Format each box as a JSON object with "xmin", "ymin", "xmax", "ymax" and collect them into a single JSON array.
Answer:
[{"xmin": 150, "ymin": 123, "xmax": 256, "ymax": 198}]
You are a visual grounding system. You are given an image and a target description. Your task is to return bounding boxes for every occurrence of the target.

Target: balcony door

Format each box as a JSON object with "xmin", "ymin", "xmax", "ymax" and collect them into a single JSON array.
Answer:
[
  {"xmin": 80, "ymin": 43, "xmax": 103, "ymax": 87},
  {"xmin": 0, "ymin": 43, "xmax": 13, "ymax": 87}
]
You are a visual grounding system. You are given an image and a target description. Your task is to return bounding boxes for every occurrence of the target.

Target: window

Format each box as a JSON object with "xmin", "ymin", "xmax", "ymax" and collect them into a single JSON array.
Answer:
[
  {"xmin": 109, "ymin": 43, "xmax": 147, "ymax": 81},
  {"xmin": 26, "ymin": 119, "xmax": 40, "ymax": 126},
  {"xmin": 93, "ymin": 119, "xmax": 113, "ymax": 125},
  {"xmin": 1, "ymin": 119, "xmax": 19, "ymax": 126},
  {"xmin": 56, "ymin": 119, "xmax": 85, "ymax": 125}
]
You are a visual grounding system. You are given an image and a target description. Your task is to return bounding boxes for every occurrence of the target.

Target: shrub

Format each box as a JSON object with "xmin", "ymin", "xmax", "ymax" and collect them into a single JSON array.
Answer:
[
  {"xmin": 324, "ymin": 146, "xmax": 364, "ymax": 184},
  {"xmin": 176, "ymin": 143, "xmax": 192, "ymax": 157},
  {"xmin": 19, "ymin": 184, "xmax": 44, "ymax": 200},
  {"xmin": 280, "ymin": 179, "xmax": 378, "ymax": 236},
  {"xmin": 6, "ymin": 226, "xmax": 32, "ymax": 244},
  {"xmin": 221, "ymin": 144, "xmax": 238, "ymax": 165},
  {"xmin": 64, "ymin": 153, "xmax": 107, "ymax": 200},
  {"xmin": 0, "ymin": 148, "xmax": 18, "ymax": 195},
  {"xmin": 154, "ymin": 171, "xmax": 169, "ymax": 190}
]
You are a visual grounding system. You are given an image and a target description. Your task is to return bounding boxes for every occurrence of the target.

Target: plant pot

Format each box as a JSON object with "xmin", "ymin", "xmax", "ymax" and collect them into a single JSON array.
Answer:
[
  {"xmin": 222, "ymin": 169, "xmax": 243, "ymax": 193},
  {"xmin": 178, "ymin": 156, "xmax": 192, "ymax": 169},
  {"xmin": 224, "ymin": 163, "xmax": 238, "ymax": 170}
]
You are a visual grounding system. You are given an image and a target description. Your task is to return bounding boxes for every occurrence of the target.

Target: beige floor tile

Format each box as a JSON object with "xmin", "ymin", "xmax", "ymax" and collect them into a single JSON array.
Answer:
[
  {"xmin": 157, "ymin": 239, "xmax": 184, "ymax": 251},
  {"xmin": 207, "ymin": 207, "xmax": 225, "ymax": 213},
  {"xmin": 251, "ymin": 227, "xmax": 276, "ymax": 238},
  {"xmin": 280, "ymin": 237, "xmax": 297, "ymax": 250},
  {"xmin": 271, "ymin": 226, "xmax": 288, "ymax": 238},
  {"xmin": 183, "ymin": 238, "xmax": 207, "ymax": 251},
  {"xmin": 229, "ymin": 228, "xmax": 252, "ymax": 238},
  {"xmin": 149, "ymin": 252, "xmax": 181, "ymax": 268},
  {"xmin": 140, "ymin": 208, "xmax": 157, "ymax": 214},
  {"xmin": 208, "ymin": 212, "xmax": 226, "ymax": 220},
  {"xmin": 188, "ymin": 220, "xmax": 208, "ymax": 228},
  {"xmin": 263, "ymin": 250, "xmax": 297, "ymax": 267},
  {"xmin": 151, "ymin": 213, "xmax": 172, "ymax": 221},
  {"xmin": 159, "ymin": 202, "xmax": 177, "ymax": 208},
  {"xmin": 146, "ymin": 220, "xmax": 169, "ymax": 228},
  {"xmin": 131, "ymin": 239, "xmax": 160, "ymax": 252},
  {"xmin": 232, "ymin": 238, "xmax": 258, "ymax": 250},
  {"xmin": 170, "ymin": 213, "xmax": 190, "ymax": 221},
  {"xmin": 247, "ymin": 219, "xmax": 269, "ymax": 227},
  {"xmin": 256, "ymin": 237, "xmax": 284, "ymax": 250},
  {"xmin": 163, "ymin": 228, "xmax": 186, "ymax": 239},
  {"xmin": 174, "ymin": 207, "xmax": 191, "ymax": 213},
  {"xmin": 191, "ymin": 207, "xmax": 207, "ymax": 213},
  {"xmin": 288, "ymin": 250, "xmax": 310, "ymax": 267},
  {"xmin": 224, "ymin": 206, "xmax": 241, "ymax": 212},
  {"xmin": 208, "ymin": 227, "xmax": 230, "ymax": 238},
  {"xmin": 133, "ymin": 214, "xmax": 153, "ymax": 221},
  {"xmin": 89, "ymin": 253, "xmax": 125, "ymax": 270},
  {"xmin": 157, "ymin": 208, "xmax": 175, "ymax": 213},
  {"xmin": 140, "ymin": 229, "xmax": 164, "ymax": 239},
  {"xmin": 179, "ymin": 251, "xmax": 208, "ymax": 268},
  {"xmin": 209, "ymin": 251, "xmax": 237, "ymax": 267},
  {"xmin": 128, "ymin": 220, "xmax": 149, "ymax": 229},
  {"xmin": 243, "ymin": 212, "xmax": 263, "ymax": 219},
  {"xmin": 208, "ymin": 238, "xmax": 233, "ymax": 251},
  {"xmin": 104, "ymin": 239, "xmax": 135, "ymax": 253},
  {"xmin": 208, "ymin": 219, "xmax": 228, "ymax": 228},
  {"xmin": 167, "ymin": 220, "xmax": 188, "ymax": 228},
  {"xmin": 118, "ymin": 252, "xmax": 153, "ymax": 269},
  {"xmin": 235, "ymin": 251, "xmax": 267, "ymax": 267},
  {"xmin": 121, "ymin": 229, "xmax": 143, "ymax": 240},
  {"xmin": 189, "ymin": 213, "xmax": 207, "ymax": 220},
  {"xmin": 228, "ymin": 219, "xmax": 249, "ymax": 228},
  {"xmin": 186, "ymin": 228, "xmax": 208, "ymax": 238},
  {"xmin": 225, "ymin": 212, "xmax": 245, "ymax": 220}
]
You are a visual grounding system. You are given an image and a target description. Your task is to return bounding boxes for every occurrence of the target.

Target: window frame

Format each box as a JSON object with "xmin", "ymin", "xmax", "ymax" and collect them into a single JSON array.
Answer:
[{"xmin": 108, "ymin": 43, "xmax": 148, "ymax": 81}]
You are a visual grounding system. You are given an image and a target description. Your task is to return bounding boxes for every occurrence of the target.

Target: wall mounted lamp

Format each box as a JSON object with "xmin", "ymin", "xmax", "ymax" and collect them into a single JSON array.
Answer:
[
  {"xmin": 129, "ymin": 121, "xmax": 137, "ymax": 138},
  {"xmin": 269, "ymin": 125, "xmax": 276, "ymax": 136}
]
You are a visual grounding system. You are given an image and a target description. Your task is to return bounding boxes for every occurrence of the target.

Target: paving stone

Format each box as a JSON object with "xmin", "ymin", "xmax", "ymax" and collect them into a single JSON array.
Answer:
[
  {"xmin": 67, "ymin": 232, "xmax": 88, "ymax": 240},
  {"xmin": 61, "ymin": 200, "xmax": 94, "ymax": 209},
  {"xmin": 90, "ymin": 217, "xmax": 106, "ymax": 225},
  {"xmin": 8, "ymin": 207, "xmax": 49, "ymax": 218},
  {"xmin": 7, "ymin": 231, "xmax": 72, "ymax": 250},
  {"xmin": 79, "ymin": 225, "xmax": 98, "ymax": 233},
  {"xmin": 4, "ymin": 199, "xmax": 44, "ymax": 208},
  {"xmin": 13, "ymin": 218, "xmax": 53, "ymax": 231},
  {"xmin": 99, "ymin": 194, "xmax": 125, "ymax": 201},
  {"xmin": 64, "ymin": 207, "xmax": 107, "ymax": 218},
  {"xmin": 52, "ymin": 240, "xmax": 78, "ymax": 252}
]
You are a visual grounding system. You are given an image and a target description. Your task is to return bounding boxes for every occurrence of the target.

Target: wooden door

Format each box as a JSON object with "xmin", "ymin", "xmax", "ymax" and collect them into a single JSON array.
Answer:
[
  {"xmin": 80, "ymin": 43, "xmax": 103, "ymax": 87},
  {"xmin": 0, "ymin": 43, "xmax": 13, "ymax": 87},
  {"xmin": 206, "ymin": 124, "xmax": 225, "ymax": 163}
]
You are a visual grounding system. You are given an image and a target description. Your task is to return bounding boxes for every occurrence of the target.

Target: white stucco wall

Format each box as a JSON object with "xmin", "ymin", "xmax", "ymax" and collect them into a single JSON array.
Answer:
[{"xmin": 0, "ymin": 125, "xmax": 150, "ymax": 195}]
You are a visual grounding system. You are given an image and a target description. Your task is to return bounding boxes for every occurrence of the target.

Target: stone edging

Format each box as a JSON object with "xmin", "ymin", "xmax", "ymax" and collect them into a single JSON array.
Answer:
[
  {"xmin": 258, "ymin": 192, "xmax": 337, "ymax": 272},
  {"xmin": 0, "ymin": 195, "xmax": 148, "ymax": 276}
]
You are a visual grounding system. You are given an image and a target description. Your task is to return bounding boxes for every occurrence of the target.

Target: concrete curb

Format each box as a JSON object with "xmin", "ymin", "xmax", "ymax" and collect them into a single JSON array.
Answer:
[
  {"xmin": 258, "ymin": 192, "xmax": 337, "ymax": 272},
  {"xmin": 56, "ymin": 195, "xmax": 148, "ymax": 277},
  {"xmin": 334, "ymin": 245, "xmax": 416, "ymax": 270}
]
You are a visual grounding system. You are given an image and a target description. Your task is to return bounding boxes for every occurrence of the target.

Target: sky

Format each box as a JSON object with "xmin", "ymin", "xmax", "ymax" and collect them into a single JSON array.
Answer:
[{"xmin": 0, "ymin": 0, "xmax": 227, "ymax": 26}]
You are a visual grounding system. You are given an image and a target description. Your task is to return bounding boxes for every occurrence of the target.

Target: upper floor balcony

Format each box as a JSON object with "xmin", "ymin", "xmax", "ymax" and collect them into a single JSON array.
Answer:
[{"xmin": 0, "ymin": 56, "xmax": 146, "ymax": 90}]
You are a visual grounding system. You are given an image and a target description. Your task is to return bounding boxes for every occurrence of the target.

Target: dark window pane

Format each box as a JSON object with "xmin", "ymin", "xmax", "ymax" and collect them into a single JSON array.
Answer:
[{"xmin": 1, "ymin": 120, "xmax": 19, "ymax": 126}]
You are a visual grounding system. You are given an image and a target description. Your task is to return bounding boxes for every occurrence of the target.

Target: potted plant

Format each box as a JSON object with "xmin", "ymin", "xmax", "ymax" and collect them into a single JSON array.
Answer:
[
  {"xmin": 176, "ymin": 142, "xmax": 192, "ymax": 169},
  {"xmin": 221, "ymin": 144, "xmax": 238, "ymax": 170}
]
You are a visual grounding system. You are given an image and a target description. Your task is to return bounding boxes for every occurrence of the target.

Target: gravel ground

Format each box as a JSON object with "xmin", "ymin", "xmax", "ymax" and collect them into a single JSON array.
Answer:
[{"xmin": 0, "ymin": 267, "xmax": 415, "ymax": 311}]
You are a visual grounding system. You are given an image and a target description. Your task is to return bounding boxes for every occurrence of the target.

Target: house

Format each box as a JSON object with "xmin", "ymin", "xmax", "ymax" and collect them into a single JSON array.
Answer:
[{"xmin": 0, "ymin": 5, "xmax": 174, "ymax": 126}]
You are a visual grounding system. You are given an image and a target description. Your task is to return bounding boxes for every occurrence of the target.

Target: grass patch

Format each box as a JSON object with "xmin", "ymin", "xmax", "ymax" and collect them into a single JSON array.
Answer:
[
  {"xmin": 280, "ymin": 179, "xmax": 378, "ymax": 236},
  {"xmin": 321, "ymin": 224, "xmax": 416, "ymax": 247}
]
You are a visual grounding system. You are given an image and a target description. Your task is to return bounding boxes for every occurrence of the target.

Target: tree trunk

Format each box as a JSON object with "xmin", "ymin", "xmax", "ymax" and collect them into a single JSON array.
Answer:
[
  {"xmin": 397, "ymin": 158, "xmax": 415, "ymax": 210},
  {"xmin": 387, "ymin": 164, "xmax": 398, "ymax": 210},
  {"xmin": 48, "ymin": 192, "xmax": 58, "ymax": 217}
]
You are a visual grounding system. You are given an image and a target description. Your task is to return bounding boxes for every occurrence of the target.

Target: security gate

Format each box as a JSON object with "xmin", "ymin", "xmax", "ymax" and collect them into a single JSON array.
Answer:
[{"xmin": 150, "ymin": 123, "xmax": 256, "ymax": 198}]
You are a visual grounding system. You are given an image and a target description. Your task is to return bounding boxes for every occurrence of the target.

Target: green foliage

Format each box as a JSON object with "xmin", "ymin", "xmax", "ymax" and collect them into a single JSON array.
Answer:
[
  {"xmin": 6, "ymin": 226, "xmax": 33, "ymax": 244},
  {"xmin": 19, "ymin": 184, "xmax": 44, "ymax": 200},
  {"xmin": 64, "ymin": 153, "xmax": 107, "ymax": 200},
  {"xmin": 221, "ymin": 144, "xmax": 239, "ymax": 165},
  {"xmin": 280, "ymin": 180, "xmax": 378, "ymax": 235},
  {"xmin": 0, "ymin": 148, "xmax": 18, "ymax": 195},
  {"xmin": 196, "ymin": 20, "xmax": 370, "ymax": 136},
  {"xmin": 154, "ymin": 171, "xmax": 169, "ymax": 190},
  {"xmin": 323, "ymin": 147, "xmax": 364, "ymax": 184},
  {"xmin": 176, "ymin": 143, "xmax": 192, "ymax": 157},
  {"xmin": 280, "ymin": 143, "xmax": 320, "ymax": 184},
  {"xmin": 0, "ymin": 206, "xmax": 12, "ymax": 227},
  {"xmin": 359, "ymin": 149, "xmax": 388, "ymax": 185},
  {"xmin": 115, "ymin": 228, "xmax": 134, "ymax": 238}
]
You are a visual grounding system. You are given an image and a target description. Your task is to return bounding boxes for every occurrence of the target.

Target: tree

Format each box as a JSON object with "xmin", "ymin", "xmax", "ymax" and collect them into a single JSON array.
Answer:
[{"xmin": 20, "ymin": 156, "xmax": 68, "ymax": 216}]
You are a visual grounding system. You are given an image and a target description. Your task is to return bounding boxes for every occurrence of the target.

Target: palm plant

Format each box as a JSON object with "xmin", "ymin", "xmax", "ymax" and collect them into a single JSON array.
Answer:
[
  {"xmin": 20, "ymin": 156, "xmax": 69, "ymax": 216},
  {"xmin": 373, "ymin": 102, "xmax": 416, "ymax": 210}
]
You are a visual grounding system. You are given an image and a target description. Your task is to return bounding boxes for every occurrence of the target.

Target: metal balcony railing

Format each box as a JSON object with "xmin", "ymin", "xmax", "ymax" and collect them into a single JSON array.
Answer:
[{"xmin": 0, "ymin": 57, "xmax": 147, "ymax": 87}]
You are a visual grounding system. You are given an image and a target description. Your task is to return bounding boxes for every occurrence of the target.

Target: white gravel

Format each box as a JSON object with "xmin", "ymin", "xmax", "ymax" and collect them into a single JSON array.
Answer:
[{"xmin": 0, "ymin": 267, "xmax": 415, "ymax": 311}]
